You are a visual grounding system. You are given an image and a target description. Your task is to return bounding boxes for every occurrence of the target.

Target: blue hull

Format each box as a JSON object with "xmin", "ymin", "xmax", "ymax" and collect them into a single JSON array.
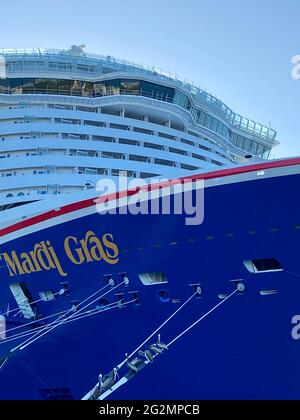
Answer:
[{"xmin": 1, "ymin": 171, "xmax": 300, "ymax": 400}]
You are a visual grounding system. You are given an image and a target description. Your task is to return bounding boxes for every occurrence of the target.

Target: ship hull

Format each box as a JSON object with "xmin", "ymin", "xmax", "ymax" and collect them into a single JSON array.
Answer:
[{"xmin": 0, "ymin": 160, "xmax": 300, "ymax": 400}]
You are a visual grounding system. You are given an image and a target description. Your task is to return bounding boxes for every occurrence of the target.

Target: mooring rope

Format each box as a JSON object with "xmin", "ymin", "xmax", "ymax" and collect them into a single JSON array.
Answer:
[
  {"xmin": 85, "ymin": 288, "xmax": 239, "ymax": 400},
  {"xmin": 10, "ymin": 280, "xmax": 126, "ymax": 353},
  {"xmin": 0, "ymin": 298, "xmax": 136, "ymax": 347},
  {"xmin": 117, "ymin": 289, "xmax": 200, "ymax": 370}
]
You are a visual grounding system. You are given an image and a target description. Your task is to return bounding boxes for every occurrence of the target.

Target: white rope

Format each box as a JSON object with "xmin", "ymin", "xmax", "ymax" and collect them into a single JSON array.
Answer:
[
  {"xmin": 82, "ymin": 291, "xmax": 199, "ymax": 401},
  {"xmin": 167, "ymin": 289, "xmax": 238, "ymax": 347},
  {"xmin": 0, "ymin": 283, "xmax": 116, "ymax": 338},
  {"xmin": 1, "ymin": 288, "xmax": 68, "ymax": 318},
  {"xmin": 0, "ymin": 299, "xmax": 136, "ymax": 347},
  {"xmin": 2, "ymin": 309, "xmax": 68, "ymax": 336},
  {"xmin": 12, "ymin": 290, "xmax": 65, "ymax": 318},
  {"xmin": 285, "ymin": 270, "xmax": 300, "ymax": 278},
  {"xmin": 10, "ymin": 281, "xmax": 124, "ymax": 353},
  {"xmin": 0, "ymin": 356, "xmax": 8, "ymax": 369},
  {"xmin": 0, "ymin": 283, "xmax": 108, "ymax": 318},
  {"xmin": 117, "ymin": 290, "xmax": 199, "ymax": 370},
  {"xmin": 15, "ymin": 281, "xmax": 125, "ymax": 352},
  {"xmin": 0, "ymin": 300, "xmax": 122, "ymax": 344},
  {"xmin": 2, "ymin": 291, "xmax": 120, "ymax": 337}
]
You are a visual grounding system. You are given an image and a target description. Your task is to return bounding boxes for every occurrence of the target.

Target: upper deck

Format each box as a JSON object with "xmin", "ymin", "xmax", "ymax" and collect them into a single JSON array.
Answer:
[{"xmin": 0, "ymin": 47, "xmax": 277, "ymax": 145}]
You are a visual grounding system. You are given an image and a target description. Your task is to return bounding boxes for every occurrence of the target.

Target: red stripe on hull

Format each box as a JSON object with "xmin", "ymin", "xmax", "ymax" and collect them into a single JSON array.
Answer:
[{"xmin": 1, "ymin": 157, "xmax": 299, "ymax": 238}]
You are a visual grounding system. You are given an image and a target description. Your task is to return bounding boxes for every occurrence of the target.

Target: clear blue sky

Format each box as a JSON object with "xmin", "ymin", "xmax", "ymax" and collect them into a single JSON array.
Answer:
[{"xmin": 0, "ymin": 0, "xmax": 299, "ymax": 157}]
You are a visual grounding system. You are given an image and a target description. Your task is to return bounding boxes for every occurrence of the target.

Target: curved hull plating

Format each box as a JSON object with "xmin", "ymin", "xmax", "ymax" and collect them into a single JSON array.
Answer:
[{"xmin": 0, "ymin": 160, "xmax": 300, "ymax": 400}]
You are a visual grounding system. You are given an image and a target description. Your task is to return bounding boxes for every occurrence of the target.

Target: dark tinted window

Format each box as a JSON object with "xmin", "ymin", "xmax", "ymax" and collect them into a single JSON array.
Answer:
[
  {"xmin": 0, "ymin": 77, "xmax": 242, "ymax": 147},
  {"xmin": 140, "ymin": 80, "xmax": 175, "ymax": 102},
  {"xmin": 120, "ymin": 79, "xmax": 140, "ymax": 94},
  {"xmin": 0, "ymin": 78, "xmax": 10, "ymax": 93}
]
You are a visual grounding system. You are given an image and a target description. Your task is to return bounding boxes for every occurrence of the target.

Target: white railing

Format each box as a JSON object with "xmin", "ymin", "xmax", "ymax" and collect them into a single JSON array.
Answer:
[{"xmin": 0, "ymin": 49, "xmax": 277, "ymax": 142}]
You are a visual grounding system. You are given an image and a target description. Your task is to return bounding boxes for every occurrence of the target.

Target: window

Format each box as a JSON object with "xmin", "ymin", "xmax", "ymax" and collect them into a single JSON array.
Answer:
[
  {"xmin": 140, "ymin": 80, "xmax": 175, "ymax": 102},
  {"xmin": 0, "ymin": 78, "xmax": 10, "ymax": 93},
  {"xmin": 263, "ymin": 148, "xmax": 271, "ymax": 159},
  {"xmin": 84, "ymin": 120, "xmax": 104, "ymax": 127},
  {"xmin": 35, "ymin": 79, "xmax": 48, "ymax": 93},
  {"xmin": 222, "ymin": 125, "xmax": 230, "ymax": 139},
  {"xmin": 236, "ymin": 135, "xmax": 245, "ymax": 150},
  {"xmin": 102, "ymin": 151, "xmax": 124, "ymax": 159},
  {"xmin": 129, "ymin": 154, "xmax": 148, "ymax": 162},
  {"xmin": 49, "ymin": 62, "xmax": 72, "ymax": 71},
  {"xmin": 133, "ymin": 127, "xmax": 152, "ymax": 135},
  {"xmin": 47, "ymin": 185, "xmax": 59, "ymax": 194},
  {"xmin": 144, "ymin": 142, "xmax": 163, "ymax": 150},
  {"xmin": 76, "ymin": 106, "xmax": 96, "ymax": 112},
  {"xmin": 231, "ymin": 132, "xmax": 238, "ymax": 146},
  {"xmin": 173, "ymin": 91, "xmax": 191, "ymax": 110},
  {"xmin": 211, "ymin": 159, "xmax": 224, "ymax": 166},
  {"xmin": 154, "ymin": 158, "xmax": 174, "ymax": 167},
  {"xmin": 86, "ymin": 168, "xmax": 97, "ymax": 175},
  {"xmin": 39, "ymin": 388, "xmax": 74, "ymax": 401},
  {"xmin": 158, "ymin": 132, "xmax": 175, "ymax": 140},
  {"xmin": 138, "ymin": 272, "xmax": 168, "ymax": 286},
  {"xmin": 181, "ymin": 138, "xmax": 194, "ymax": 146},
  {"xmin": 110, "ymin": 123, "xmax": 128, "ymax": 130},
  {"xmin": 119, "ymin": 138, "xmax": 139, "ymax": 146},
  {"xmin": 251, "ymin": 141, "xmax": 258, "ymax": 155},
  {"xmin": 198, "ymin": 144, "xmax": 210, "ymax": 151},
  {"xmin": 216, "ymin": 121, "xmax": 223, "ymax": 135},
  {"xmin": 105, "ymin": 79, "xmax": 120, "ymax": 95},
  {"xmin": 21, "ymin": 79, "xmax": 35, "ymax": 94},
  {"xmin": 181, "ymin": 163, "xmax": 198, "ymax": 170},
  {"xmin": 39, "ymin": 290, "xmax": 57, "ymax": 302},
  {"xmin": 211, "ymin": 118, "xmax": 218, "ymax": 132},
  {"xmin": 37, "ymin": 148, "xmax": 48, "ymax": 156},
  {"xmin": 192, "ymin": 153, "xmax": 206, "ymax": 161},
  {"xmin": 140, "ymin": 172, "xmax": 157, "ymax": 178},
  {"xmin": 93, "ymin": 81, "xmax": 107, "ymax": 96},
  {"xmin": 170, "ymin": 147, "xmax": 186, "ymax": 156},
  {"xmin": 45, "ymin": 166, "xmax": 56, "ymax": 174},
  {"xmin": 204, "ymin": 114, "xmax": 213, "ymax": 129},
  {"xmin": 42, "ymin": 79, "xmax": 57, "ymax": 94},
  {"xmin": 0, "ymin": 76, "xmax": 274, "ymax": 144},
  {"xmin": 92, "ymin": 135, "xmax": 113, "ymax": 143},
  {"xmin": 243, "ymin": 258, "xmax": 283, "ymax": 273},
  {"xmin": 9, "ymin": 282, "xmax": 37, "ymax": 319},
  {"xmin": 77, "ymin": 64, "xmax": 95, "ymax": 73},
  {"xmin": 257, "ymin": 144, "xmax": 264, "ymax": 157},
  {"xmin": 243, "ymin": 138, "xmax": 251, "ymax": 152},
  {"xmin": 120, "ymin": 79, "xmax": 140, "ymax": 94}
]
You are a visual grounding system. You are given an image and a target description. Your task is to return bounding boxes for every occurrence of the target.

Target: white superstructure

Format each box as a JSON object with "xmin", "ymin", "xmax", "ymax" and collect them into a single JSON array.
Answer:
[{"xmin": 0, "ymin": 46, "xmax": 278, "ymax": 210}]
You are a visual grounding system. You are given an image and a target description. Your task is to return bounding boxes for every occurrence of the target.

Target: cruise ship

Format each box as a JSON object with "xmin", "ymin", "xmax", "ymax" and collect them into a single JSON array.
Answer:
[{"xmin": 0, "ymin": 46, "xmax": 299, "ymax": 400}]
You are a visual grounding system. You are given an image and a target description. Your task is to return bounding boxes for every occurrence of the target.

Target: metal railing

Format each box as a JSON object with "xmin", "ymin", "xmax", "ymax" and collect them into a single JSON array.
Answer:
[
  {"xmin": 0, "ymin": 48, "xmax": 277, "ymax": 143},
  {"xmin": 0, "ymin": 85, "xmax": 276, "ymax": 147}
]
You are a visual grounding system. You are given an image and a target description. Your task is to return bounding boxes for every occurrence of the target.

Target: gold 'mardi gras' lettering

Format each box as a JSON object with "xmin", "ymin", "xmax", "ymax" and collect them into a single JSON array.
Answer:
[{"xmin": 0, "ymin": 231, "xmax": 119, "ymax": 278}]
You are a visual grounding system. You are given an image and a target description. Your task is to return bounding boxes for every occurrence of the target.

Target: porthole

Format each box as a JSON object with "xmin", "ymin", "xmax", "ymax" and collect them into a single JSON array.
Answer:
[{"xmin": 157, "ymin": 290, "xmax": 171, "ymax": 303}]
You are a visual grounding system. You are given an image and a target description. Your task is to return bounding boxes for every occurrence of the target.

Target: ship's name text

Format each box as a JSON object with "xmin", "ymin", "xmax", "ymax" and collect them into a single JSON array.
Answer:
[{"xmin": 0, "ymin": 230, "xmax": 119, "ymax": 277}]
